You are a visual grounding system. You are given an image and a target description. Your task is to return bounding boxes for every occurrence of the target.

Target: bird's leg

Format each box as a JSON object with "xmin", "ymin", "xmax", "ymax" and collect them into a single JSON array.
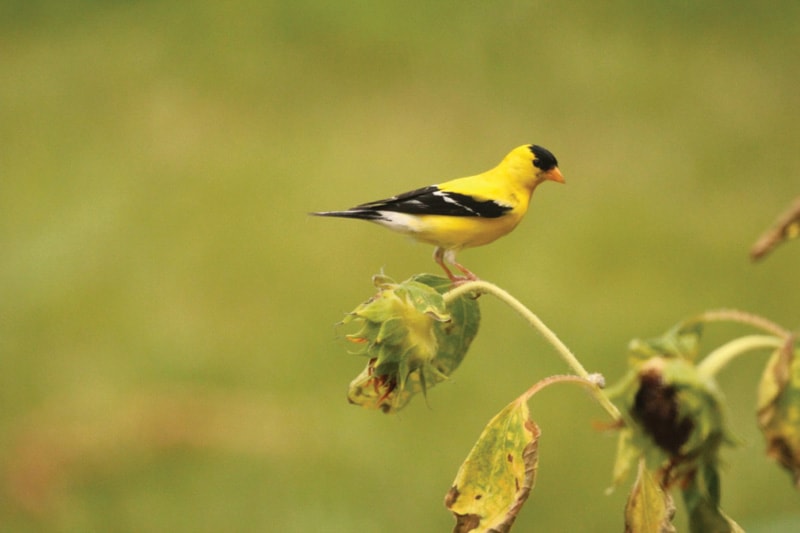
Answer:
[
  {"xmin": 445, "ymin": 249, "xmax": 479, "ymax": 281},
  {"xmin": 433, "ymin": 247, "xmax": 459, "ymax": 282},
  {"xmin": 451, "ymin": 260, "xmax": 479, "ymax": 281},
  {"xmin": 435, "ymin": 248, "xmax": 479, "ymax": 284}
]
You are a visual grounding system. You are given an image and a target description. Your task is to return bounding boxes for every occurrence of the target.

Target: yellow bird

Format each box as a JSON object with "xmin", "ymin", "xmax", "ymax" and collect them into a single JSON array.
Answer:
[{"xmin": 312, "ymin": 144, "xmax": 564, "ymax": 281}]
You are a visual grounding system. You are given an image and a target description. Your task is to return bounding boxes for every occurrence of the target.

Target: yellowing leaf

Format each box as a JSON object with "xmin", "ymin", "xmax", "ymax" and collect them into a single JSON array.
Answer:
[
  {"xmin": 756, "ymin": 337, "xmax": 800, "ymax": 487},
  {"xmin": 611, "ymin": 427, "xmax": 641, "ymax": 490},
  {"xmin": 625, "ymin": 459, "xmax": 676, "ymax": 533},
  {"xmin": 445, "ymin": 398, "xmax": 539, "ymax": 533}
]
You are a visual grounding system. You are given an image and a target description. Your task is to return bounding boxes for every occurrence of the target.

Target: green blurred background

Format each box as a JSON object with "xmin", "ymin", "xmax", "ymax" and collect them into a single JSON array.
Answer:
[{"xmin": 1, "ymin": 1, "xmax": 798, "ymax": 531}]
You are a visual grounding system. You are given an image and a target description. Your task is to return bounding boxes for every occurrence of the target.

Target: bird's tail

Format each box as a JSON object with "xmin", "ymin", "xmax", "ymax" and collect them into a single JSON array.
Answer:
[{"xmin": 310, "ymin": 209, "xmax": 384, "ymax": 221}]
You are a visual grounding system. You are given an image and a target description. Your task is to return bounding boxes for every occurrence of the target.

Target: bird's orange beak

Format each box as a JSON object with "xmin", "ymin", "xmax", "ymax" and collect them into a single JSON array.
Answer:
[{"xmin": 545, "ymin": 167, "xmax": 565, "ymax": 184}]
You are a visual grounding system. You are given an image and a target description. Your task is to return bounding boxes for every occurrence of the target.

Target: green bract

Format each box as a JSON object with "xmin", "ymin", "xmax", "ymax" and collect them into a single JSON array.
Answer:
[{"xmin": 342, "ymin": 274, "xmax": 480, "ymax": 413}]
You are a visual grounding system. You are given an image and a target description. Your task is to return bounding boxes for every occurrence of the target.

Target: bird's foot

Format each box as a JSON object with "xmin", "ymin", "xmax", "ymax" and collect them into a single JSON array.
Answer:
[
  {"xmin": 446, "ymin": 269, "xmax": 480, "ymax": 286},
  {"xmin": 450, "ymin": 262, "xmax": 479, "ymax": 284},
  {"xmin": 434, "ymin": 248, "xmax": 480, "ymax": 285},
  {"xmin": 449, "ymin": 276, "xmax": 479, "ymax": 287}
]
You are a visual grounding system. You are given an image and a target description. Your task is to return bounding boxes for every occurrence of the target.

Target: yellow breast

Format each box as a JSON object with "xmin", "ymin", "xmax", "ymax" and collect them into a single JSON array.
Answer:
[{"xmin": 408, "ymin": 210, "xmax": 525, "ymax": 250}]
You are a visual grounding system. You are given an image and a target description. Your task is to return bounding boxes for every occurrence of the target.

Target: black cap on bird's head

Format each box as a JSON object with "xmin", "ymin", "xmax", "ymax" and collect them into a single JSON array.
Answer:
[
  {"xmin": 528, "ymin": 145, "xmax": 558, "ymax": 171},
  {"xmin": 527, "ymin": 144, "xmax": 564, "ymax": 183}
]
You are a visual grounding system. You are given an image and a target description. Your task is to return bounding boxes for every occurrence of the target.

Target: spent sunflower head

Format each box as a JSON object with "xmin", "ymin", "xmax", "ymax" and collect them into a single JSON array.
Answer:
[
  {"xmin": 341, "ymin": 274, "xmax": 480, "ymax": 413},
  {"xmin": 610, "ymin": 323, "xmax": 734, "ymax": 491}
]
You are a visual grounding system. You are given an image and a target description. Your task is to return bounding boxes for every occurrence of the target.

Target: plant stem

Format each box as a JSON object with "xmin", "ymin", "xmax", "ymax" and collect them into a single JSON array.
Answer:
[
  {"xmin": 444, "ymin": 280, "xmax": 622, "ymax": 421},
  {"xmin": 697, "ymin": 334, "xmax": 786, "ymax": 377},
  {"xmin": 521, "ymin": 374, "xmax": 605, "ymax": 403},
  {"xmin": 694, "ymin": 309, "xmax": 791, "ymax": 339}
]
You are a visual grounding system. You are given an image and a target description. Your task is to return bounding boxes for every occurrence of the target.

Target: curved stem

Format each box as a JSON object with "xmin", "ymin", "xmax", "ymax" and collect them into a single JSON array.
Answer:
[
  {"xmin": 521, "ymin": 373, "xmax": 606, "ymax": 403},
  {"xmin": 697, "ymin": 334, "xmax": 786, "ymax": 377},
  {"xmin": 694, "ymin": 309, "xmax": 791, "ymax": 339},
  {"xmin": 444, "ymin": 280, "xmax": 621, "ymax": 421}
]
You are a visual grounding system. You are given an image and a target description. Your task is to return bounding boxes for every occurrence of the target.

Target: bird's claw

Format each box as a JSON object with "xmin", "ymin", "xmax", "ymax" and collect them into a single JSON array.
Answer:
[{"xmin": 448, "ymin": 273, "xmax": 480, "ymax": 286}]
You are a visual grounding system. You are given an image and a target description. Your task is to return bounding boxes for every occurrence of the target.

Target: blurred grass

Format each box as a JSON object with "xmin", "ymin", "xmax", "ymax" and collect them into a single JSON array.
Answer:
[{"xmin": 1, "ymin": 0, "xmax": 799, "ymax": 531}]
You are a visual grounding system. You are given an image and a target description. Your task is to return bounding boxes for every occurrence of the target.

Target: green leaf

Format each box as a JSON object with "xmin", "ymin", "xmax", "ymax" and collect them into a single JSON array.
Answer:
[
  {"xmin": 682, "ymin": 462, "xmax": 744, "ymax": 533},
  {"xmin": 628, "ymin": 321, "xmax": 704, "ymax": 363},
  {"xmin": 756, "ymin": 337, "xmax": 800, "ymax": 487},
  {"xmin": 445, "ymin": 397, "xmax": 539, "ymax": 533},
  {"xmin": 624, "ymin": 459, "xmax": 676, "ymax": 533},
  {"xmin": 415, "ymin": 274, "xmax": 482, "ymax": 382}
]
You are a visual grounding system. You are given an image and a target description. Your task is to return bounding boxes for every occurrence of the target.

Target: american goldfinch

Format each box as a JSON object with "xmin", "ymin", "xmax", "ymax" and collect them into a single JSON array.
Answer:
[{"xmin": 313, "ymin": 144, "xmax": 564, "ymax": 281}]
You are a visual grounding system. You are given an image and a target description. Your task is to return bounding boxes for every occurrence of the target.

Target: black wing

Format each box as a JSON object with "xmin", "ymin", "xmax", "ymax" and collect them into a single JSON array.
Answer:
[{"xmin": 353, "ymin": 186, "xmax": 511, "ymax": 218}]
